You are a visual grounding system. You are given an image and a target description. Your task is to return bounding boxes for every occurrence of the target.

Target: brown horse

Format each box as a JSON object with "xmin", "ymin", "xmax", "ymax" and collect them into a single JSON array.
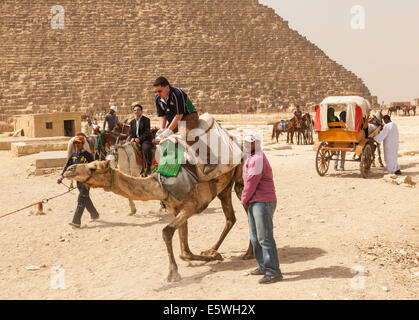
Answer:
[
  {"xmin": 409, "ymin": 106, "xmax": 416, "ymax": 116},
  {"xmin": 271, "ymin": 120, "xmax": 288, "ymax": 143},
  {"xmin": 302, "ymin": 113, "xmax": 314, "ymax": 145},
  {"xmin": 93, "ymin": 128, "xmax": 120, "ymax": 160},
  {"xmin": 287, "ymin": 116, "xmax": 305, "ymax": 145},
  {"xmin": 388, "ymin": 106, "xmax": 400, "ymax": 116},
  {"xmin": 114, "ymin": 121, "xmax": 131, "ymax": 136},
  {"xmin": 401, "ymin": 106, "xmax": 411, "ymax": 116}
]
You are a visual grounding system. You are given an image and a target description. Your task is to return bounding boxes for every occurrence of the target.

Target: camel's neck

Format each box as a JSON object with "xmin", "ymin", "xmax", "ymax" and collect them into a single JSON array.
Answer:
[{"xmin": 108, "ymin": 169, "xmax": 167, "ymax": 201}]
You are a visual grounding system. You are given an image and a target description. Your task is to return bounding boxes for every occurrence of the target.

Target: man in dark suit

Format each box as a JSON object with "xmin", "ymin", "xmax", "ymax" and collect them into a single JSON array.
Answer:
[{"xmin": 129, "ymin": 104, "xmax": 153, "ymax": 176}]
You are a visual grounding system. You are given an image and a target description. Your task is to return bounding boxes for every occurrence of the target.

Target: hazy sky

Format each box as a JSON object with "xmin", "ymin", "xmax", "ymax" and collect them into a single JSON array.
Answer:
[{"xmin": 259, "ymin": 0, "xmax": 419, "ymax": 104}]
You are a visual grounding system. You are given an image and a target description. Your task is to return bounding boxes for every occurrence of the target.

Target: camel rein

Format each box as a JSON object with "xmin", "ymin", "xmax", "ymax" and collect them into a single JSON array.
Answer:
[{"xmin": 0, "ymin": 183, "xmax": 76, "ymax": 220}]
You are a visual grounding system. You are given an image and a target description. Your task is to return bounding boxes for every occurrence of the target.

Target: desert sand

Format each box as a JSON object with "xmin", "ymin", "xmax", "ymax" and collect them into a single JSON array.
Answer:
[{"xmin": 0, "ymin": 114, "xmax": 417, "ymax": 300}]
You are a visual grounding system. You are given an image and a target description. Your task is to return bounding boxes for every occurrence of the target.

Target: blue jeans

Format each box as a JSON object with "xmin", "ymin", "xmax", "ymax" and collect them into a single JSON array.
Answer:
[{"xmin": 248, "ymin": 201, "xmax": 282, "ymax": 277}]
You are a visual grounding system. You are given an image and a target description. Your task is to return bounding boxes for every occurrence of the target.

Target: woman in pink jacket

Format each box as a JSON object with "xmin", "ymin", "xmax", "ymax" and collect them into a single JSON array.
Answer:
[{"xmin": 242, "ymin": 133, "xmax": 283, "ymax": 284}]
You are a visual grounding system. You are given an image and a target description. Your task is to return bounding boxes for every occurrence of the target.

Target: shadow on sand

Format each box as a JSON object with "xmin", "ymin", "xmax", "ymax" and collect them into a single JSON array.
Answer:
[{"xmin": 154, "ymin": 246, "xmax": 328, "ymax": 292}]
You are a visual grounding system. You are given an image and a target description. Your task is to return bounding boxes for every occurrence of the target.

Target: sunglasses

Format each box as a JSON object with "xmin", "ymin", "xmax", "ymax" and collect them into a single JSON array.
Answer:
[{"xmin": 155, "ymin": 89, "xmax": 163, "ymax": 94}]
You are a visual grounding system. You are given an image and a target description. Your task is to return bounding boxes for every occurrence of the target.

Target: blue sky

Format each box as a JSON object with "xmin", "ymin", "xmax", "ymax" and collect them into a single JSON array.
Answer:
[{"xmin": 259, "ymin": 0, "xmax": 419, "ymax": 104}]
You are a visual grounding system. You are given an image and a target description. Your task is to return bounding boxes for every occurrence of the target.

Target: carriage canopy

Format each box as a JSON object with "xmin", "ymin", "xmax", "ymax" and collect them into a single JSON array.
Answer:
[{"xmin": 314, "ymin": 96, "xmax": 371, "ymax": 132}]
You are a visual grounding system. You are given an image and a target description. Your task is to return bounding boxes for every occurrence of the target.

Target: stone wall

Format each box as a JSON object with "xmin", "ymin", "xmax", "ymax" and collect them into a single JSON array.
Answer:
[{"xmin": 0, "ymin": 0, "xmax": 373, "ymax": 119}]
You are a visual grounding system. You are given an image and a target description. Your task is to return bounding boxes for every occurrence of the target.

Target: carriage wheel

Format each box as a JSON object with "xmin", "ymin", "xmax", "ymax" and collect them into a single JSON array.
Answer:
[
  {"xmin": 360, "ymin": 143, "xmax": 373, "ymax": 179},
  {"xmin": 315, "ymin": 143, "xmax": 331, "ymax": 176}
]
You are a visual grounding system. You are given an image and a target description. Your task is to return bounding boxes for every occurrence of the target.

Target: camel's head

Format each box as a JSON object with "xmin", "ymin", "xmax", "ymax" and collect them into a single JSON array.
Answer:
[{"xmin": 64, "ymin": 160, "xmax": 112, "ymax": 188}]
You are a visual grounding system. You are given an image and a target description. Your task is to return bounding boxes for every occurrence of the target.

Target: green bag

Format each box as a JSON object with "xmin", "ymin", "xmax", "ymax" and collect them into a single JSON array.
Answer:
[{"xmin": 156, "ymin": 140, "xmax": 185, "ymax": 177}]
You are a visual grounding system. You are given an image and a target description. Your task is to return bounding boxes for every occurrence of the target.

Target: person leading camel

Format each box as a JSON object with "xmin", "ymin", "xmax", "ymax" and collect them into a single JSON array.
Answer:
[
  {"xmin": 57, "ymin": 135, "xmax": 100, "ymax": 228},
  {"xmin": 241, "ymin": 133, "xmax": 283, "ymax": 284},
  {"xmin": 128, "ymin": 104, "xmax": 153, "ymax": 176},
  {"xmin": 153, "ymin": 76, "xmax": 199, "ymax": 144}
]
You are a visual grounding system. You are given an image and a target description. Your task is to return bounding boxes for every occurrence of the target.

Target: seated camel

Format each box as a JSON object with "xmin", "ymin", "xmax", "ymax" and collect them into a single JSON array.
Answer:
[{"xmin": 63, "ymin": 160, "xmax": 253, "ymax": 282}]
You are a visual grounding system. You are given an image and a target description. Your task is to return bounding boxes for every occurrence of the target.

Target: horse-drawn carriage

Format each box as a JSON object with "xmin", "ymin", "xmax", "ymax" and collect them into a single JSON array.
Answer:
[{"xmin": 313, "ymin": 96, "xmax": 382, "ymax": 178}]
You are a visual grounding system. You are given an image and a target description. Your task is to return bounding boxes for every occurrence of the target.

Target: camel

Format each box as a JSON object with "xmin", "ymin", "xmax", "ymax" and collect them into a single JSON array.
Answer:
[
  {"xmin": 63, "ymin": 160, "xmax": 254, "ymax": 282},
  {"xmin": 106, "ymin": 142, "xmax": 160, "ymax": 215}
]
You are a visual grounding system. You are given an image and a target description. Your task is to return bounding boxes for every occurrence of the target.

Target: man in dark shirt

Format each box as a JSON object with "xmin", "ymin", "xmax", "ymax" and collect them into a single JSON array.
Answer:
[
  {"xmin": 128, "ymin": 104, "xmax": 153, "ymax": 176},
  {"xmin": 57, "ymin": 135, "xmax": 100, "ymax": 228},
  {"xmin": 103, "ymin": 105, "xmax": 118, "ymax": 132},
  {"xmin": 153, "ymin": 76, "xmax": 199, "ymax": 144}
]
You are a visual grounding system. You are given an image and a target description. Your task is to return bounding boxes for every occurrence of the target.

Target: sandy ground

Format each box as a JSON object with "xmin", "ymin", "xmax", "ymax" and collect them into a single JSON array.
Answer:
[{"xmin": 0, "ymin": 114, "xmax": 418, "ymax": 300}]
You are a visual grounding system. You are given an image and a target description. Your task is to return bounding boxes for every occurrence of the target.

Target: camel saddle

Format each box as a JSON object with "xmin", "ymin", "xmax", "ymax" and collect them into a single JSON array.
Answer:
[{"xmin": 131, "ymin": 142, "xmax": 158, "ymax": 168}]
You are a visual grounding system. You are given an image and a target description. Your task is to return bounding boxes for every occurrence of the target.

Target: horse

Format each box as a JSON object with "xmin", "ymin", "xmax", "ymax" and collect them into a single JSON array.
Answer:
[
  {"xmin": 352, "ymin": 113, "xmax": 384, "ymax": 167},
  {"xmin": 271, "ymin": 120, "xmax": 288, "ymax": 143},
  {"xmin": 388, "ymin": 106, "xmax": 400, "ymax": 117},
  {"xmin": 93, "ymin": 128, "xmax": 120, "ymax": 160},
  {"xmin": 302, "ymin": 113, "xmax": 314, "ymax": 145},
  {"xmin": 114, "ymin": 120, "xmax": 131, "ymax": 136},
  {"xmin": 409, "ymin": 106, "xmax": 416, "ymax": 116},
  {"xmin": 287, "ymin": 116, "xmax": 305, "ymax": 145},
  {"xmin": 401, "ymin": 106, "xmax": 411, "ymax": 117}
]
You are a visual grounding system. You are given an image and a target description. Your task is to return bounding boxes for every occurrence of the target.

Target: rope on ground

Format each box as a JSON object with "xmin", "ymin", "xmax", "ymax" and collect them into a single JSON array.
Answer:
[{"xmin": 0, "ymin": 185, "xmax": 76, "ymax": 220}]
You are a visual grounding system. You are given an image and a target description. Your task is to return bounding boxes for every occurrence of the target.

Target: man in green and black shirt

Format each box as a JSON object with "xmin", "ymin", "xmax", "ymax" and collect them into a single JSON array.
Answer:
[{"xmin": 153, "ymin": 76, "xmax": 199, "ymax": 144}]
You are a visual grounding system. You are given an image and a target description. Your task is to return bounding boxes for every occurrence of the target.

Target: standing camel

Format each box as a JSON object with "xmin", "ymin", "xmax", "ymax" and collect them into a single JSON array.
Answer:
[{"xmin": 63, "ymin": 160, "xmax": 254, "ymax": 282}]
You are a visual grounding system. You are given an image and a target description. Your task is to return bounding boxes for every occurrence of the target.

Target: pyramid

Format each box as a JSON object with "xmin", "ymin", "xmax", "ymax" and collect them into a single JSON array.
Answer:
[{"xmin": 0, "ymin": 0, "xmax": 374, "ymax": 119}]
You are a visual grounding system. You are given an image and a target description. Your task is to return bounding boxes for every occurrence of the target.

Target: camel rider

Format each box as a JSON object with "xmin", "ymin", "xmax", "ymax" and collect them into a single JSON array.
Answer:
[
  {"xmin": 57, "ymin": 135, "xmax": 100, "ymax": 228},
  {"xmin": 153, "ymin": 76, "xmax": 199, "ymax": 144},
  {"xmin": 128, "ymin": 104, "xmax": 153, "ymax": 176},
  {"xmin": 293, "ymin": 105, "xmax": 302, "ymax": 118},
  {"xmin": 103, "ymin": 105, "xmax": 118, "ymax": 132}
]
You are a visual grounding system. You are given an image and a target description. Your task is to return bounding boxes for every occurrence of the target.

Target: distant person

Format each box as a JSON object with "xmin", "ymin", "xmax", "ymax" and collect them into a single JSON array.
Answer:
[
  {"xmin": 103, "ymin": 105, "xmax": 118, "ymax": 132},
  {"xmin": 293, "ymin": 105, "xmax": 302, "ymax": 118},
  {"xmin": 153, "ymin": 76, "xmax": 198, "ymax": 143},
  {"xmin": 129, "ymin": 104, "xmax": 153, "ymax": 176},
  {"xmin": 57, "ymin": 135, "xmax": 100, "ymax": 228},
  {"xmin": 81, "ymin": 117, "xmax": 93, "ymax": 136},
  {"xmin": 241, "ymin": 133, "xmax": 283, "ymax": 284},
  {"xmin": 373, "ymin": 115, "xmax": 401, "ymax": 175},
  {"xmin": 334, "ymin": 111, "xmax": 347, "ymax": 171}
]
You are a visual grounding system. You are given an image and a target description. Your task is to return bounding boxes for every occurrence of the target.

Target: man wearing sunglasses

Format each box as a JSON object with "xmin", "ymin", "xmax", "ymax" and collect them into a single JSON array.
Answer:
[{"xmin": 153, "ymin": 76, "xmax": 199, "ymax": 143}]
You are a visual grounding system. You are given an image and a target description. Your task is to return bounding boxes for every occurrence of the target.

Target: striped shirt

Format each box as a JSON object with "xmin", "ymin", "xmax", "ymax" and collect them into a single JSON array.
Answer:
[{"xmin": 155, "ymin": 86, "xmax": 196, "ymax": 124}]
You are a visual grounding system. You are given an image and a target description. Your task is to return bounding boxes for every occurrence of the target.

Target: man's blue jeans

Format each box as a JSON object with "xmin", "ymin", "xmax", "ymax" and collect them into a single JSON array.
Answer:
[{"xmin": 248, "ymin": 201, "xmax": 282, "ymax": 277}]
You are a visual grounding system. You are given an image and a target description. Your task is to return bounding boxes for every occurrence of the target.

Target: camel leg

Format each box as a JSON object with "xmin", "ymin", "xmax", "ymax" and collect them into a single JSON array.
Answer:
[
  {"xmin": 162, "ymin": 209, "xmax": 195, "ymax": 282},
  {"xmin": 128, "ymin": 199, "xmax": 136, "ymax": 216},
  {"xmin": 178, "ymin": 221, "xmax": 213, "ymax": 262},
  {"xmin": 233, "ymin": 180, "xmax": 255, "ymax": 260},
  {"xmin": 201, "ymin": 185, "xmax": 236, "ymax": 260}
]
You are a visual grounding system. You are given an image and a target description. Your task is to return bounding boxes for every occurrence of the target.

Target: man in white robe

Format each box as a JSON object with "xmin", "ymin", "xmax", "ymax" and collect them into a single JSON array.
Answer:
[{"xmin": 373, "ymin": 115, "xmax": 401, "ymax": 175}]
